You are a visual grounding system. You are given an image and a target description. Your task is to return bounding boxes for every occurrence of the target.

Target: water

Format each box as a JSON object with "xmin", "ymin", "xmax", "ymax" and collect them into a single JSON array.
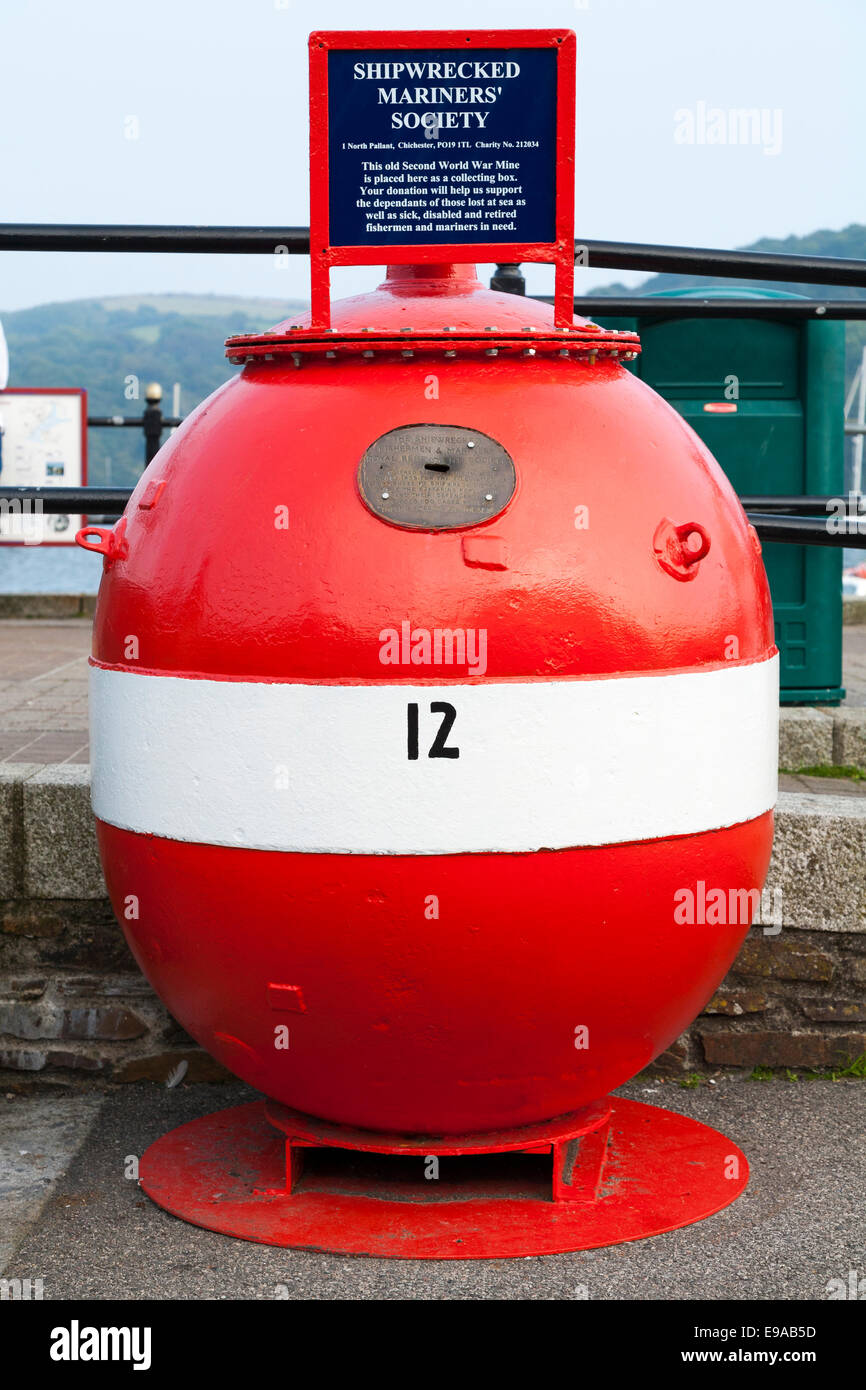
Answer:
[{"xmin": 0, "ymin": 544, "xmax": 102, "ymax": 593}]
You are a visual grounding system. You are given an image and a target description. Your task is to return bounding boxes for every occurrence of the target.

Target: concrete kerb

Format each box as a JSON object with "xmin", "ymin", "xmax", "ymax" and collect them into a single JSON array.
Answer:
[
  {"xmin": 0, "ymin": 763, "xmax": 107, "ymax": 902},
  {"xmin": 768, "ymin": 792, "xmax": 866, "ymax": 934},
  {"xmin": 22, "ymin": 765, "xmax": 104, "ymax": 900},
  {"xmin": 0, "ymin": 594, "xmax": 96, "ymax": 620},
  {"xmin": 833, "ymin": 709, "xmax": 866, "ymax": 768},
  {"xmin": 778, "ymin": 708, "xmax": 834, "ymax": 769},
  {"xmin": 780, "ymin": 706, "xmax": 866, "ymax": 772},
  {"xmin": 0, "ymin": 765, "xmax": 53, "ymax": 899}
]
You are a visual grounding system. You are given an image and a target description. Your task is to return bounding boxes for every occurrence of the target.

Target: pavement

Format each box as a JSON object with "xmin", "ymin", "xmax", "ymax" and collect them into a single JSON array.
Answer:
[
  {"xmin": 0, "ymin": 1093, "xmax": 102, "ymax": 1273},
  {"xmin": 0, "ymin": 620, "xmax": 90, "ymax": 765},
  {"xmin": 1, "ymin": 1077, "xmax": 863, "ymax": 1300},
  {"xmin": 778, "ymin": 770, "xmax": 866, "ymax": 796}
]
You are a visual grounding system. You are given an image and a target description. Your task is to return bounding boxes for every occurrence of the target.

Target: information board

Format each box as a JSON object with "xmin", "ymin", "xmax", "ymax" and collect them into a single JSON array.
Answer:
[{"xmin": 0, "ymin": 388, "xmax": 86, "ymax": 545}]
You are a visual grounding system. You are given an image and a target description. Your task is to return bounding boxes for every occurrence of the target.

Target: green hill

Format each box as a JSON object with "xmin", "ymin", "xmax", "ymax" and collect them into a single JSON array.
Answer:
[{"xmin": 0, "ymin": 293, "xmax": 305, "ymax": 487}]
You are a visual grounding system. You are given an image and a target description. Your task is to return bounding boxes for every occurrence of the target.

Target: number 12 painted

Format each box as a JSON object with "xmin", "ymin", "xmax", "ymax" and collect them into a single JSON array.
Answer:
[{"xmin": 407, "ymin": 702, "xmax": 460, "ymax": 760}]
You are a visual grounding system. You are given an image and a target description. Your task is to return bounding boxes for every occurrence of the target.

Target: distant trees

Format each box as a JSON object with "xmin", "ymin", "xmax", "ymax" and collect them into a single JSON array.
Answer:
[{"xmin": 2, "ymin": 296, "xmax": 303, "ymax": 486}]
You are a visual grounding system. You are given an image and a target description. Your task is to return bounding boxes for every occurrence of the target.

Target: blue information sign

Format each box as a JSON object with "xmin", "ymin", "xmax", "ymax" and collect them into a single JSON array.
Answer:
[{"xmin": 327, "ymin": 47, "xmax": 558, "ymax": 248}]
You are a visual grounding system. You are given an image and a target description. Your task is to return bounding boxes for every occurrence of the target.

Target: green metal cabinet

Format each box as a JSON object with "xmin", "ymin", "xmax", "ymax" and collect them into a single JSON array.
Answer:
[{"xmin": 598, "ymin": 289, "xmax": 845, "ymax": 703}]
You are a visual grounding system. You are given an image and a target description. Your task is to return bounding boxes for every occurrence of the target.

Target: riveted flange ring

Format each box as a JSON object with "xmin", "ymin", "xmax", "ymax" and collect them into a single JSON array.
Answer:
[{"xmin": 225, "ymin": 326, "xmax": 640, "ymax": 366}]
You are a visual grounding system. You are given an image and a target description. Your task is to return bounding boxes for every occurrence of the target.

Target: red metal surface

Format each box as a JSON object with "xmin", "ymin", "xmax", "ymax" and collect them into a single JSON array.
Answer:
[
  {"xmin": 91, "ymin": 269, "xmax": 772, "ymax": 682},
  {"xmin": 225, "ymin": 332, "xmax": 639, "ymax": 361},
  {"xmin": 138, "ymin": 1097, "xmax": 749, "ymax": 1259},
  {"xmin": 76, "ymin": 516, "xmax": 127, "ymax": 562},
  {"xmin": 225, "ymin": 261, "xmax": 640, "ymax": 359},
  {"xmin": 85, "ymin": 262, "xmax": 774, "ymax": 1239},
  {"xmin": 653, "ymin": 517, "xmax": 712, "ymax": 581},
  {"xmin": 263, "ymin": 1096, "xmax": 611, "ymax": 1153},
  {"xmin": 97, "ymin": 813, "xmax": 772, "ymax": 1135},
  {"xmin": 308, "ymin": 31, "xmax": 576, "ymax": 327}
]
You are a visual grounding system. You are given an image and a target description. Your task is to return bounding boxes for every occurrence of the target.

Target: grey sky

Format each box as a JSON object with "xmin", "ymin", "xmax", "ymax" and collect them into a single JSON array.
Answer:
[{"xmin": 1, "ymin": 0, "xmax": 864, "ymax": 311}]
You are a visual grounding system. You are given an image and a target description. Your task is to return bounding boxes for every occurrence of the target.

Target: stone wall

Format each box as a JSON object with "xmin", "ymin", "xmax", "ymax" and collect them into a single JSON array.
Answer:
[
  {"xmin": 1, "ymin": 765, "xmax": 864, "ymax": 1087},
  {"xmin": 778, "ymin": 706, "xmax": 866, "ymax": 770},
  {"xmin": 0, "ymin": 765, "xmax": 229, "ymax": 1086}
]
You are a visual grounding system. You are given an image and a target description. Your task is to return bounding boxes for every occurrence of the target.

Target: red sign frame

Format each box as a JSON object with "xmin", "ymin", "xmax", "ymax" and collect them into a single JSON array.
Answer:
[
  {"xmin": 0, "ymin": 386, "xmax": 87, "ymax": 547},
  {"xmin": 308, "ymin": 29, "xmax": 576, "ymax": 328}
]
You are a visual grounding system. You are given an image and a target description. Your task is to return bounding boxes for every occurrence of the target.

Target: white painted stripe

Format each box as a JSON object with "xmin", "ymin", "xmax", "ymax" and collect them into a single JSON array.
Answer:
[{"xmin": 90, "ymin": 658, "xmax": 778, "ymax": 855}]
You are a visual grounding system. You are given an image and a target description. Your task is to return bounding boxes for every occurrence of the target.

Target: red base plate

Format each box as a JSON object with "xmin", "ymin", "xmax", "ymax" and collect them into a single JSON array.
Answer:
[{"xmin": 139, "ymin": 1098, "xmax": 748, "ymax": 1260}]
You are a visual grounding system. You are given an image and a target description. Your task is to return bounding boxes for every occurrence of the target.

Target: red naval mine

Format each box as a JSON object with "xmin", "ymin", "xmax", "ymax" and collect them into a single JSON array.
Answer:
[
  {"xmin": 77, "ymin": 263, "xmax": 777, "ymax": 1256},
  {"xmin": 74, "ymin": 25, "xmax": 777, "ymax": 1257}
]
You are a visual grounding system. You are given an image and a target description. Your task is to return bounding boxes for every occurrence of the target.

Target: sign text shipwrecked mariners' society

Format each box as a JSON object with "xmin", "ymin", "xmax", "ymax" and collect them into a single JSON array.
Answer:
[{"xmin": 327, "ymin": 47, "xmax": 558, "ymax": 247}]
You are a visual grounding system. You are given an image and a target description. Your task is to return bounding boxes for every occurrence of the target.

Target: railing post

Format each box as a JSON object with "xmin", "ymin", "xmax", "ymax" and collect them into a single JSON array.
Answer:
[
  {"xmin": 490, "ymin": 263, "xmax": 526, "ymax": 296},
  {"xmin": 143, "ymin": 382, "xmax": 163, "ymax": 465}
]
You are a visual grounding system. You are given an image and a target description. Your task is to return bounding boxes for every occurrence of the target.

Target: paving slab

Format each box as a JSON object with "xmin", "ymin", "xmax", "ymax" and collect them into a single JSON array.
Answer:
[
  {"xmin": 0, "ymin": 1093, "xmax": 103, "ymax": 1273},
  {"xmin": 2, "ymin": 1078, "xmax": 862, "ymax": 1301},
  {"xmin": 0, "ymin": 620, "xmax": 91, "ymax": 766},
  {"xmin": 778, "ymin": 707, "xmax": 835, "ymax": 770},
  {"xmin": 778, "ymin": 771, "xmax": 866, "ymax": 796}
]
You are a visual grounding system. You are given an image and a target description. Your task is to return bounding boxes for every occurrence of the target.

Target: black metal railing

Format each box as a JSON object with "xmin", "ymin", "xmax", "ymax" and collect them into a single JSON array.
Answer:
[
  {"xmin": 88, "ymin": 402, "xmax": 182, "ymax": 466},
  {"xmin": 2, "ymin": 487, "xmax": 866, "ymax": 549},
  {"xmin": 4, "ymin": 223, "xmax": 866, "ymax": 546},
  {"xmin": 5, "ymin": 224, "xmax": 866, "ymax": 288},
  {"xmin": 0, "ymin": 487, "xmax": 131, "ymax": 513},
  {"xmin": 566, "ymin": 297, "xmax": 866, "ymax": 320}
]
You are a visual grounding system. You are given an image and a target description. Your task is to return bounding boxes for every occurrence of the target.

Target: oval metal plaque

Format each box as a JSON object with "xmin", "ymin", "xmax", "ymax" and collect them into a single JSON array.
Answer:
[{"xmin": 358, "ymin": 424, "xmax": 516, "ymax": 531}]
